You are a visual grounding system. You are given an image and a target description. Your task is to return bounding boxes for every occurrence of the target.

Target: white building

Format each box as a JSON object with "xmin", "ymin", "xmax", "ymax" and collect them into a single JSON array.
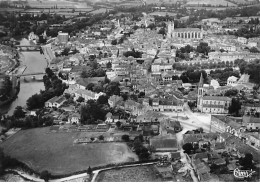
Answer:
[
  {"xmin": 227, "ymin": 76, "xmax": 238, "ymax": 86},
  {"xmin": 237, "ymin": 37, "xmax": 247, "ymax": 44},
  {"xmin": 57, "ymin": 31, "xmax": 69, "ymax": 43},
  {"xmin": 45, "ymin": 96, "xmax": 66, "ymax": 108}
]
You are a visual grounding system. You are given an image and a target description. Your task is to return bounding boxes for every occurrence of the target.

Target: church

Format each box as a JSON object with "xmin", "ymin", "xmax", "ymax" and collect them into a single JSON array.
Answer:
[
  {"xmin": 167, "ymin": 21, "xmax": 203, "ymax": 39},
  {"xmin": 197, "ymin": 74, "xmax": 231, "ymax": 114}
]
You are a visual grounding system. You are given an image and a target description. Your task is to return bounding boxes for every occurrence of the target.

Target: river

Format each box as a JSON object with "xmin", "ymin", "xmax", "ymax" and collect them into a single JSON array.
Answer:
[{"xmin": 0, "ymin": 38, "xmax": 47, "ymax": 115}]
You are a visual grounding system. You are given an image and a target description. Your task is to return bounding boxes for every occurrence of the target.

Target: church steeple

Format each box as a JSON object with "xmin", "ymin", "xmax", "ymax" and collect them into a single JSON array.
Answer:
[
  {"xmin": 198, "ymin": 73, "xmax": 204, "ymax": 88},
  {"xmin": 197, "ymin": 73, "xmax": 204, "ymax": 111}
]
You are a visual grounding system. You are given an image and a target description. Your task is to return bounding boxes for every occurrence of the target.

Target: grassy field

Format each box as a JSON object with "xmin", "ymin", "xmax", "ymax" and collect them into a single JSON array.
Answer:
[
  {"xmin": 0, "ymin": 127, "xmax": 138, "ymax": 175},
  {"xmin": 96, "ymin": 165, "xmax": 162, "ymax": 182}
]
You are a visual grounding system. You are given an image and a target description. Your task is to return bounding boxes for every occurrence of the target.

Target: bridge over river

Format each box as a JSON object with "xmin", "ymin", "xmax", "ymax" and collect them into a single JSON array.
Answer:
[
  {"xmin": 15, "ymin": 45, "xmax": 42, "ymax": 51},
  {"xmin": 16, "ymin": 72, "xmax": 45, "ymax": 77}
]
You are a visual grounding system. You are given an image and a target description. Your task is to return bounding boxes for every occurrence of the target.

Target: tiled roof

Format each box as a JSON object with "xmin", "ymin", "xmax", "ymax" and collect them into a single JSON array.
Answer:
[
  {"xmin": 174, "ymin": 28, "xmax": 201, "ymax": 32},
  {"xmin": 203, "ymin": 96, "xmax": 231, "ymax": 101},
  {"xmin": 150, "ymin": 137, "xmax": 178, "ymax": 150}
]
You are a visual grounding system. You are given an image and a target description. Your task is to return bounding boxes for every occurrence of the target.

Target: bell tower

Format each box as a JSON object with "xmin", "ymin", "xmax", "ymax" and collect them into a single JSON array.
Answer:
[
  {"xmin": 197, "ymin": 73, "xmax": 204, "ymax": 111},
  {"xmin": 167, "ymin": 21, "xmax": 174, "ymax": 39}
]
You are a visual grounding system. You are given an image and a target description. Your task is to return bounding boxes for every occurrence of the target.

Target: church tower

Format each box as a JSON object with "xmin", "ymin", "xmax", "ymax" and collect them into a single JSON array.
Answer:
[
  {"xmin": 167, "ymin": 21, "xmax": 174, "ymax": 39},
  {"xmin": 197, "ymin": 73, "xmax": 204, "ymax": 111}
]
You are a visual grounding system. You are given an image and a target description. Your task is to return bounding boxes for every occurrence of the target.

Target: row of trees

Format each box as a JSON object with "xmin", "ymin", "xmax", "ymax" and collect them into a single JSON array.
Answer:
[
  {"xmin": 173, "ymin": 59, "xmax": 240, "ymax": 71},
  {"xmin": 180, "ymin": 69, "xmax": 208, "ymax": 83},
  {"xmin": 238, "ymin": 59, "xmax": 260, "ymax": 84},
  {"xmin": 209, "ymin": 68, "xmax": 240, "ymax": 82},
  {"xmin": 80, "ymin": 97, "xmax": 109, "ymax": 125},
  {"xmin": 81, "ymin": 64, "xmax": 106, "ymax": 78},
  {"xmin": 0, "ymin": 76, "xmax": 12, "ymax": 101},
  {"xmin": 26, "ymin": 68, "xmax": 68, "ymax": 110}
]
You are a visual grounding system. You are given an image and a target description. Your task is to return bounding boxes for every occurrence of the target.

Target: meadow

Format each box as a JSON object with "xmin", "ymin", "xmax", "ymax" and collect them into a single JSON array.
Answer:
[{"xmin": 0, "ymin": 127, "xmax": 138, "ymax": 175}]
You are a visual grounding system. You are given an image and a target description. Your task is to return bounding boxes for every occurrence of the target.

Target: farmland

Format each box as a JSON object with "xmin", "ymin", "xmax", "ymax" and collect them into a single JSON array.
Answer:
[
  {"xmin": 0, "ymin": 127, "xmax": 138, "ymax": 175},
  {"xmin": 95, "ymin": 165, "xmax": 162, "ymax": 182}
]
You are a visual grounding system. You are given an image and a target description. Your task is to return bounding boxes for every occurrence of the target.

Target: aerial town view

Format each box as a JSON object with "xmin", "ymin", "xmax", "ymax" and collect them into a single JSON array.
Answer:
[{"xmin": 0, "ymin": 0, "xmax": 260, "ymax": 182}]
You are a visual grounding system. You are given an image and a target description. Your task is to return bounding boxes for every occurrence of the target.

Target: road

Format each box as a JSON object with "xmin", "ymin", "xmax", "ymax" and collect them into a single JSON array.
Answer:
[
  {"xmin": 162, "ymin": 103, "xmax": 211, "ymax": 132},
  {"xmin": 6, "ymin": 162, "xmax": 157, "ymax": 182}
]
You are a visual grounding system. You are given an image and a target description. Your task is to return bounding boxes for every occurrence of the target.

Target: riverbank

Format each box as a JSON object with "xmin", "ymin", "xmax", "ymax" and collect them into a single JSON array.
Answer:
[
  {"xmin": 0, "ymin": 79, "xmax": 20, "ymax": 114},
  {"xmin": 0, "ymin": 38, "xmax": 48, "ymax": 115}
]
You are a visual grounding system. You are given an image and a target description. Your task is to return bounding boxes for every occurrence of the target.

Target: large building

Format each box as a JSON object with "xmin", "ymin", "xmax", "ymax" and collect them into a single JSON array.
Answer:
[
  {"xmin": 197, "ymin": 74, "xmax": 231, "ymax": 114},
  {"xmin": 57, "ymin": 31, "xmax": 69, "ymax": 43},
  {"xmin": 167, "ymin": 21, "xmax": 203, "ymax": 39}
]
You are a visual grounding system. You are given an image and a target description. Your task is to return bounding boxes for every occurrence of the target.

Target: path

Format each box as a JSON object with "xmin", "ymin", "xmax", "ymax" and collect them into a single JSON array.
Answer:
[{"xmin": 5, "ymin": 162, "xmax": 157, "ymax": 182}]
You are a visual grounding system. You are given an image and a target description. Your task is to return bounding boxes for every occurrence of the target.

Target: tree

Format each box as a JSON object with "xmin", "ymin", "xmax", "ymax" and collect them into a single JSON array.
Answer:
[
  {"xmin": 97, "ymin": 95, "xmax": 108, "ymax": 105},
  {"xmin": 196, "ymin": 42, "xmax": 211, "ymax": 55},
  {"xmin": 220, "ymin": 48, "xmax": 225, "ymax": 53},
  {"xmin": 105, "ymin": 82, "xmax": 120, "ymax": 96},
  {"xmin": 147, "ymin": 23, "xmax": 156, "ymax": 30},
  {"xmin": 111, "ymin": 39, "xmax": 117, "ymax": 45},
  {"xmin": 158, "ymin": 27, "xmax": 166, "ymax": 35},
  {"xmin": 224, "ymin": 89, "xmax": 238, "ymax": 97},
  {"xmin": 86, "ymin": 83, "xmax": 95, "ymax": 91},
  {"xmin": 87, "ymin": 166, "xmax": 93, "ymax": 176},
  {"xmin": 229, "ymin": 98, "xmax": 241, "ymax": 116},
  {"xmin": 0, "ymin": 76, "xmax": 12, "ymax": 99},
  {"xmin": 77, "ymin": 96, "xmax": 85, "ymax": 103},
  {"xmin": 40, "ymin": 170, "xmax": 51, "ymax": 182},
  {"xmin": 249, "ymin": 47, "xmax": 259, "ymax": 53},
  {"xmin": 98, "ymin": 135, "xmax": 104, "ymax": 140},
  {"xmin": 27, "ymin": 93, "xmax": 44, "ymax": 110},
  {"xmin": 121, "ymin": 134, "xmax": 130, "ymax": 142},
  {"xmin": 0, "ymin": 148, "xmax": 4, "ymax": 175},
  {"xmin": 106, "ymin": 62, "xmax": 112, "ymax": 69},
  {"xmin": 45, "ymin": 68, "xmax": 54, "ymax": 78},
  {"xmin": 182, "ymin": 143, "xmax": 194, "ymax": 154},
  {"xmin": 81, "ymin": 68, "xmax": 95, "ymax": 78},
  {"xmin": 92, "ymin": 84, "xmax": 103, "ymax": 93},
  {"xmin": 13, "ymin": 106, "xmax": 25, "ymax": 119},
  {"xmin": 95, "ymin": 68, "xmax": 105, "ymax": 77},
  {"xmin": 116, "ymin": 121, "xmax": 121, "ymax": 128},
  {"xmin": 240, "ymin": 153, "xmax": 254, "ymax": 170}
]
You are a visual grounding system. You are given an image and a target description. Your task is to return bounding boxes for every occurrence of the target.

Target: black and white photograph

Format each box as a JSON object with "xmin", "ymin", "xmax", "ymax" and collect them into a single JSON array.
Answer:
[{"xmin": 0, "ymin": 0, "xmax": 260, "ymax": 182}]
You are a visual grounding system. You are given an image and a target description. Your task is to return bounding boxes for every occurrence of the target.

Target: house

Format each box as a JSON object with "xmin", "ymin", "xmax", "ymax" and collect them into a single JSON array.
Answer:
[
  {"xmin": 108, "ymin": 95, "xmax": 123, "ymax": 108},
  {"xmin": 213, "ymin": 142, "xmax": 226, "ymax": 153},
  {"xmin": 192, "ymin": 152, "xmax": 209, "ymax": 163},
  {"xmin": 242, "ymin": 103, "xmax": 260, "ymax": 114},
  {"xmin": 74, "ymin": 89, "xmax": 105, "ymax": 101},
  {"xmin": 96, "ymin": 123, "xmax": 109, "ymax": 132},
  {"xmin": 68, "ymin": 113, "xmax": 81, "ymax": 125},
  {"xmin": 183, "ymin": 135, "xmax": 199, "ymax": 145},
  {"xmin": 211, "ymin": 115, "xmax": 244, "ymax": 138},
  {"xmin": 243, "ymin": 116, "xmax": 260, "ymax": 130},
  {"xmin": 105, "ymin": 112, "xmax": 120, "ymax": 123},
  {"xmin": 192, "ymin": 159, "xmax": 211, "ymax": 181},
  {"xmin": 45, "ymin": 96, "xmax": 66, "ymax": 108},
  {"xmin": 170, "ymin": 152, "xmax": 181, "ymax": 161},
  {"xmin": 152, "ymin": 98, "xmax": 184, "ymax": 112},
  {"xmin": 227, "ymin": 76, "xmax": 238, "ymax": 86},
  {"xmin": 237, "ymin": 37, "xmax": 247, "ymax": 44},
  {"xmin": 150, "ymin": 136, "xmax": 178, "ymax": 152},
  {"xmin": 212, "ymin": 158, "xmax": 226, "ymax": 166},
  {"xmin": 155, "ymin": 165, "xmax": 173, "ymax": 180},
  {"xmin": 245, "ymin": 133, "xmax": 260, "ymax": 148}
]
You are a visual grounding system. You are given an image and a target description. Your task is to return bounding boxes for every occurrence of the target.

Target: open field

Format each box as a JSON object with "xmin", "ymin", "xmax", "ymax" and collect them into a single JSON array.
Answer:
[
  {"xmin": 95, "ymin": 165, "xmax": 162, "ymax": 182},
  {"xmin": 185, "ymin": 0, "xmax": 237, "ymax": 6},
  {"xmin": 0, "ymin": 127, "xmax": 138, "ymax": 175}
]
